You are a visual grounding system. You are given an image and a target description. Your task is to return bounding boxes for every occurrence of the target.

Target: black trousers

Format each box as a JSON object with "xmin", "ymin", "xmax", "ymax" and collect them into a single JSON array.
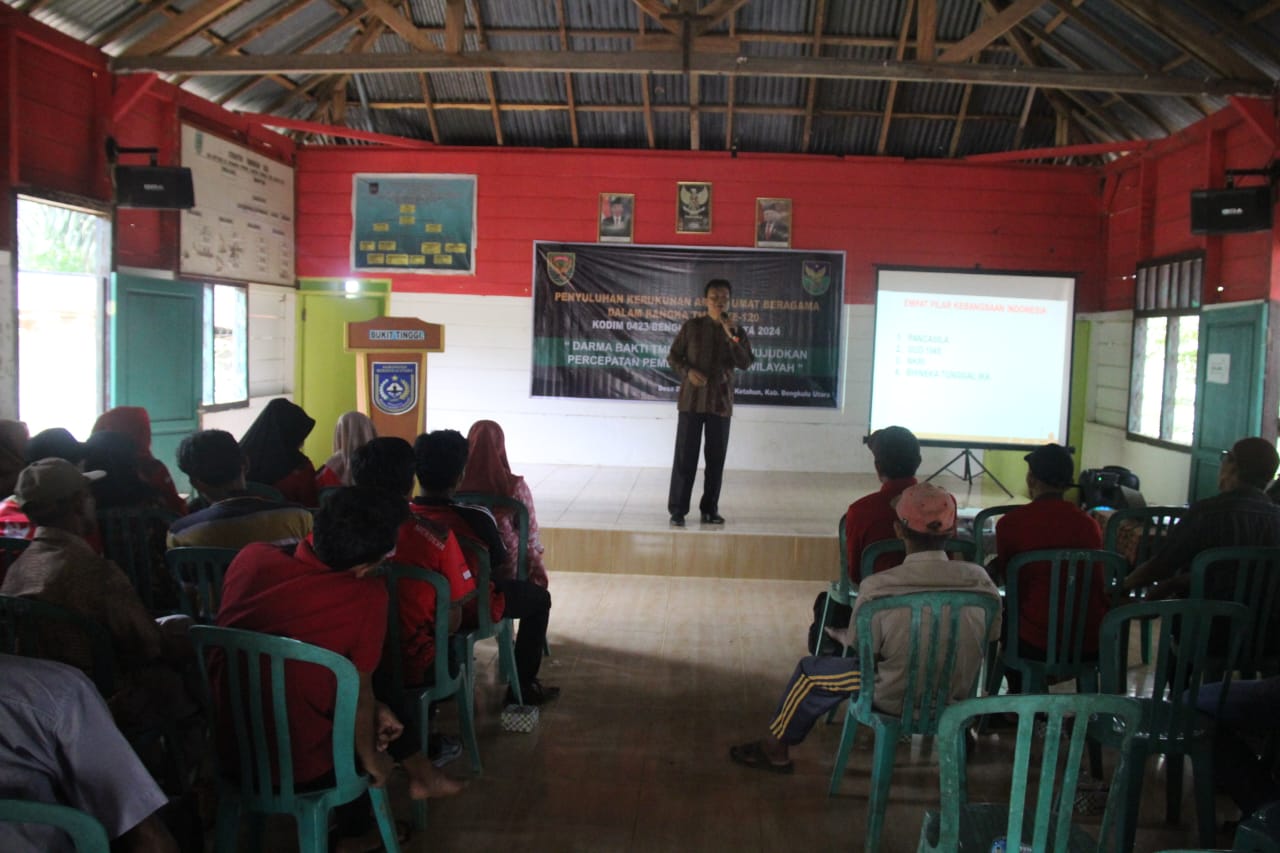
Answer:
[
  {"xmin": 494, "ymin": 578, "xmax": 551, "ymax": 687},
  {"xmin": 667, "ymin": 411, "xmax": 731, "ymax": 517}
]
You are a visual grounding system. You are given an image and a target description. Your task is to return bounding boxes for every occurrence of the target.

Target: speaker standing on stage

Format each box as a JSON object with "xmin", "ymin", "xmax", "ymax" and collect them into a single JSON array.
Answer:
[{"xmin": 667, "ymin": 279, "xmax": 754, "ymax": 527}]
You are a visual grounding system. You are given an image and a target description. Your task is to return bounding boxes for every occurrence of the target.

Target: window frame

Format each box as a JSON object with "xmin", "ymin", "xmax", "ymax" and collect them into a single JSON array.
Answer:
[
  {"xmin": 200, "ymin": 281, "xmax": 250, "ymax": 412},
  {"xmin": 1125, "ymin": 251, "xmax": 1203, "ymax": 452}
]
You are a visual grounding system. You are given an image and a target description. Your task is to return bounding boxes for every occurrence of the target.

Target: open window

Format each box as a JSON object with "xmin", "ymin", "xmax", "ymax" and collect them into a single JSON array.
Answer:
[{"xmin": 1127, "ymin": 253, "xmax": 1201, "ymax": 448}]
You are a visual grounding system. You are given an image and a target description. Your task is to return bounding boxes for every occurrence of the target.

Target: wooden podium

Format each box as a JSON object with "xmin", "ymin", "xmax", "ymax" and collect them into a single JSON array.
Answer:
[{"xmin": 346, "ymin": 316, "xmax": 444, "ymax": 443}]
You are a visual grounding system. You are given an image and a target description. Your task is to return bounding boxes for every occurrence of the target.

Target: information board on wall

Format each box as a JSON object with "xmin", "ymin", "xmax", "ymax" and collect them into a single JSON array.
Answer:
[
  {"xmin": 179, "ymin": 124, "xmax": 295, "ymax": 286},
  {"xmin": 350, "ymin": 174, "xmax": 477, "ymax": 274},
  {"xmin": 531, "ymin": 242, "xmax": 845, "ymax": 408}
]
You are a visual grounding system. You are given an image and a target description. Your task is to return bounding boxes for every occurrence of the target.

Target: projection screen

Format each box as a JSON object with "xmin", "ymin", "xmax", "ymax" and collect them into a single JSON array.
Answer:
[{"xmin": 869, "ymin": 267, "xmax": 1076, "ymax": 449}]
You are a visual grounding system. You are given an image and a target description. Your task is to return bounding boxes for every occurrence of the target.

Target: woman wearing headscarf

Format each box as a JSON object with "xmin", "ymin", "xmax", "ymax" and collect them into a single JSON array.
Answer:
[
  {"xmin": 0, "ymin": 420, "xmax": 31, "ymax": 539},
  {"xmin": 238, "ymin": 398, "xmax": 319, "ymax": 507},
  {"xmin": 315, "ymin": 411, "xmax": 377, "ymax": 490},
  {"xmin": 458, "ymin": 420, "xmax": 550, "ymax": 587},
  {"xmin": 92, "ymin": 407, "xmax": 186, "ymax": 515},
  {"xmin": 83, "ymin": 431, "xmax": 166, "ymax": 511}
]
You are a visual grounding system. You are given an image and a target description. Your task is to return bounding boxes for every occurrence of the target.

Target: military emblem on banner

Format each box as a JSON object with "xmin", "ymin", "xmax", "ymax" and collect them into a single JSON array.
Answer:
[
  {"xmin": 801, "ymin": 260, "xmax": 831, "ymax": 295},
  {"xmin": 372, "ymin": 362, "xmax": 418, "ymax": 415},
  {"xmin": 547, "ymin": 252, "xmax": 576, "ymax": 287}
]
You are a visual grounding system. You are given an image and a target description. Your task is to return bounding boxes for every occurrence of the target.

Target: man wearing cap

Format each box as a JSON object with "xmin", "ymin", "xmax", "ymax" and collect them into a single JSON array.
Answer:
[
  {"xmin": 989, "ymin": 443, "xmax": 1105, "ymax": 692},
  {"xmin": 0, "ymin": 426, "xmax": 86, "ymax": 541},
  {"xmin": 0, "ymin": 458, "xmax": 193, "ymax": 729},
  {"xmin": 731, "ymin": 483, "xmax": 1000, "ymax": 773},
  {"xmin": 808, "ymin": 426, "xmax": 922, "ymax": 654},
  {"xmin": 1124, "ymin": 436, "xmax": 1280, "ymax": 599}
]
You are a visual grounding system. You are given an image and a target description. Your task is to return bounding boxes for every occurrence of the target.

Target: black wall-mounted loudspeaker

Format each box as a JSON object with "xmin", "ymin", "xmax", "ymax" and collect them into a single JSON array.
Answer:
[
  {"xmin": 114, "ymin": 165, "xmax": 195, "ymax": 209},
  {"xmin": 1190, "ymin": 185, "xmax": 1274, "ymax": 235}
]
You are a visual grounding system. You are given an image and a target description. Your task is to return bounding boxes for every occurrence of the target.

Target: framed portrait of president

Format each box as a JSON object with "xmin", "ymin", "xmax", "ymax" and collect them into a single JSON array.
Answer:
[
  {"xmin": 598, "ymin": 193, "xmax": 634, "ymax": 243},
  {"xmin": 755, "ymin": 197, "xmax": 792, "ymax": 248}
]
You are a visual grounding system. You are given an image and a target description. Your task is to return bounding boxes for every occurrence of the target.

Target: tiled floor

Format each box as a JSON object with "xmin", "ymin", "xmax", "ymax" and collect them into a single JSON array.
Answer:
[{"xmin": 381, "ymin": 572, "xmax": 1221, "ymax": 853}]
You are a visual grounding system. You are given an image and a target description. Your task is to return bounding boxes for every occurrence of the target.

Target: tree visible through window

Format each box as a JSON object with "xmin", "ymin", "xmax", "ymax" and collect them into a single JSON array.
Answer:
[{"xmin": 1127, "ymin": 254, "xmax": 1201, "ymax": 447}]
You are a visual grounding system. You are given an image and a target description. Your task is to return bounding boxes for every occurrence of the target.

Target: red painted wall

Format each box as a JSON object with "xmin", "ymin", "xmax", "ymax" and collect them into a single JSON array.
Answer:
[
  {"xmin": 1102, "ymin": 103, "xmax": 1279, "ymax": 310},
  {"xmin": 297, "ymin": 147, "xmax": 1107, "ymax": 308}
]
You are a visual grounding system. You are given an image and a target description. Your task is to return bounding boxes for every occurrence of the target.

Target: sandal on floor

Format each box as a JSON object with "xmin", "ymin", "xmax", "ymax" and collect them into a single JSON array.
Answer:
[{"xmin": 729, "ymin": 740, "xmax": 794, "ymax": 775}]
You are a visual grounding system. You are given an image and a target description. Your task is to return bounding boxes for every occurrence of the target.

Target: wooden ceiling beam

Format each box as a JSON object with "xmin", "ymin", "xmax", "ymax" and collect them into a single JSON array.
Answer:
[
  {"xmin": 878, "ymin": 0, "xmax": 916, "ymax": 156},
  {"xmin": 363, "ymin": 0, "xmax": 438, "ymax": 53},
  {"xmin": 173, "ymin": 0, "xmax": 314, "ymax": 86},
  {"xmin": 1039, "ymin": 0, "xmax": 1082, "ymax": 36},
  {"xmin": 692, "ymin": 0, "xmax": 751, "ymax": 36},
  {"xmin": 915, "ymin": 0, "xmax": 935, "ymax": 60},
  {"xmin": 214, "ymin": 9, "xmax": 368, "ymax": 105},
  {"xmin": 416, "ymin": 72, "xmax": 441, "ymax": 143},
  {"xmin": 1243, "ymin": 0, "xmax": 1280, "ymax": 24},
  {"xmin": 120, "ymin": 0, "xmax": 242, "ymax": 57},
  {"xmin": 113, "ymin": 47, "xmax": 1273, "ymax": 97},
  {"xmin": 948, "ymin": 81, "xmax": 975, "ymax": 157},
  {"xmin": 272, "ymin": 18, "xmax": 385, "ymax": 117},
  {"xmin": 632, "ymin": 0, "xmax": 678, "ymax": 34},
  {"xmin": 1179, "ymin": 0, "xmax": 1280, "ymax": 72},
  {"xmin": 937, "ymin": 0, "xmax": 1044, "ymax": 63},
  {"xmin": 467, "ymin": 0, "xmax": 503, "ymax": 145},
  {"xmin": 444, "ymin": 0, "xmax": 466, "ymax": 53},
  {"xmin": 800, "ymin": 0, "xmax": 828, "ymax": 153},
  {"xmin": 555, "ymin": 0, "xmax": 579, "ymax": 147},
  {"xmin": 982, "ymin": 0, "xmax": 1080, "ymax": 144},
  {"xmin": 1013, "ymin": 87, "xmax": 1037, "ymax": 148},
  {"xmin": 89, "ymin": 0, "xmax": 166, "ymax": 49},
  {"xmin": 1109, "ymin": 0, "xmax": 1265, "ymax": 81}
]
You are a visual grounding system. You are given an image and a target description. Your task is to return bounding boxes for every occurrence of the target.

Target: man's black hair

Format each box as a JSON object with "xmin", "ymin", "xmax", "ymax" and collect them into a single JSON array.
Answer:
[
  {"xmin": 413, "ymin": 430, "xmax": 469, "ymax": 493},
  {"xmin": 312, "ymin": 486, "xmax": 407, "ymax": 571},
  {"xmin": 176, "ymin": 429, "xmax": 243, "ymax": 487},
  {"xmin": 351, "ymin": 436, "xmax": 416, "ymax": 497},
  {"xmin": 704, "ymin": 278, "xmax": 732, "ymax": 297}
]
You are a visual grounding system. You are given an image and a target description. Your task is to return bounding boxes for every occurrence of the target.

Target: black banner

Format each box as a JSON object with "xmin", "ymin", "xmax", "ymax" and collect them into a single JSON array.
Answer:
[{"xmin": 531, "ymin": 243, "xmax": 844, "ymax": 408}]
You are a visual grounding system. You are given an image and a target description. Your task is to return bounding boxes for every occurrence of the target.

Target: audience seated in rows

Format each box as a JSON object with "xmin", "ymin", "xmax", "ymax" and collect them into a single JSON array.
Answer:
[
  {"xmin": 92, "ymin": 407, "xmax": 186, "ymax": 516},
  {"xmin": 412, "ymin": 430, "xmax": 559, "ymax": 706},
  {"xmin": 990, "ymin": 443, "xmax": 1107, "ymax": 692},
  {"xmin": 239, "ymin": 398, "xmax": 320, "ymax": 507},
  {"xmin": 731, "ymin": 483, "xmax": 1001, "ymax": 773},
  {"xmin": 458, "ymin": 420, "xmax": 552, "ymax": 587},
  {"xmin": 809, "ymin": 425, "xmax": 921, "ymax": 655},
  {"xmin": 0, "ymin": 654, "xmax": 179, "ymax": 853},
  {"xmin": 168, "ymin": 429, "xmax": 312, "ymax": 549},
  {"xmin": 213, "ymin": 486, "xmax": 462, "ymax": 827},
  {"xmin": 0, "ymin": 459, "xmax": 197, "ymax": 732},
  {"xmin": 0, "ymin": 427, "xmax": 85, "ymax": 541},
  {"xmin": 350, "ymin": 437, "xmax": 489, "ymax": 686},
  {"xmin": 317, "ymin": 410, "xmax": 377, "ymax": 490},
  {"xmin": 83, "ymin": 431, "xmax": 168, "ymax": 513},
  {"xmin": 1124, "ymin": 436, "xmax": 1280, "ymax": 600}
]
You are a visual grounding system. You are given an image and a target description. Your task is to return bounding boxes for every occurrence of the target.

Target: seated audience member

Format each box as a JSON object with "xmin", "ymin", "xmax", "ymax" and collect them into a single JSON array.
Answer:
[
  {"xmin": 1124, "ymin": 436, "xmax": 1280, "ymax": 598},
  {"xmin": 809, "ymin": 425, "xmax": 922, "ymax": 655},
  {"xmin": 0, "ymin": 459, "xmax": 196, "ymax": 731},
  {"xmin": 0, "ymin": 419, "xmax": 30, "ymax": 539},
  {"xmin": 82, "ymin": 431, "xmax": 167, "ymax": 512},
  {"xmin": 413, "ymin": 430, "xmax": 558, "ymax": 705},
  {"xmin": 1195, "ymin": 676, "xmax": 1280, "ymax": 816},
  {"xmin": 458, "ymin": 420, "xmax": 551, "ymax": 587},
  {"xmin": 92, "ymin": 407, "xmax": 186, "ymax": 515},
  {"xmin": 0, "ymin": 654, "xmax": 178, "ymax": 853},
  {"xmin": 215, "ymin": 487, "xmax": 462, "ymax": 808},
  {"xmin": 167, "ymin": 429, "xmax": 312, "ymax": 549},
  {"xmin": 731, "ymin": 483, "xmax": 1001, "ymax": 772},
  {"xmin": 350, "ymin": 437, "xmax": 487, "ymax": 684},
  {"xmin": 238, "ymin": 398, "xmax": 321, "ymax": 507},
  {"xmin": 1, "ymin": 428, "xmax": 88, "ymax": 543},
  {"xmin": 989, "ymin": 443, "xmax": 1106, "ymax": 691},
  {"xmin": 316, "ymin": 411, "xmax": 377, "ymax": 490}
]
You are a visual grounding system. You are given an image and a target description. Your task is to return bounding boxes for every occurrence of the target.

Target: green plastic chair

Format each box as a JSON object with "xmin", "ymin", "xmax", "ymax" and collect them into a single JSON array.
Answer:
[
  {"xmin": 917, "ymin": 692, "xmax": 1143, "ymax": 853},
  {"xmin": 1091, "ymin": 599, "xmax": 1252, "ymax": 851},
  {"xmin": 971, "ymin": 504, "xmax": 1020, "ymax": 568},
  {"xmin": 165, "ymin": 546, "xmax": 240, "ymax": 623},
  {"xmin": 828, "ymin": 590, "xmax": 1000, "ymax": 853},
  {"xmin": 1103, "ymin": 506, "xmax": 1186, "ymax": 664},
  {"xmin": 987, "ymin": 548, "xmax": 1128, "ymax": 696},
  {"xmin": 0, "ymin": 799, "xmax": 110, "ymax": 852},
  {"xmin": 190, "ymin": 625, "xmax": 402, "ymax": 853},
  {"xmin": 813, "ymin": 515, "xmax": 855, "ymax": 655},
  {"xmin": 380, "ymin": 562, "xmax": 478, "ymax": 829},
  {"xmin": 97, "ymin": 506, "xmax": 180, "ymax": 613},
  {"xmin": 1189, "ymin": 546, "xmax": 1280, "ymax": 674},
  {"xmin": 0, "ymin": 593, "xmax": 117, "ymax": 695},
  {"xmin": 454, "ymin": 491, "xmax": 550, "ymax": 656},
  {"xmin": 452, "ymin": 535, "xmax": 522, "ymax": 708}
]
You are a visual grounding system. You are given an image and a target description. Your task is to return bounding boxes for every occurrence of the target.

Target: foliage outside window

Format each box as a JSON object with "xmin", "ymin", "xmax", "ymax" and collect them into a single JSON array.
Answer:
[
  {"xmin": 1127, "ymin": 254, "xmax": 1201, "ymax": 447},
  {"xmin": 202, "ymin": 284, "xmax": 248, "ymax": 407}
]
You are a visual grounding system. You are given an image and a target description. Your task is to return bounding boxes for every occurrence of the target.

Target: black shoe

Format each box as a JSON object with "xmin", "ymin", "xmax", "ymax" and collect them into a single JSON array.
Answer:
[
  {"xmin": 509, "ymin": 679, "xmax": 561, "ymax": 706},
  {"xmin": 670, "ymin": 514, "xmax": 685, "ymax": 527},
  {"xmin": 700, "ymin": 512, "xmax": 725, "ymax": 524}
]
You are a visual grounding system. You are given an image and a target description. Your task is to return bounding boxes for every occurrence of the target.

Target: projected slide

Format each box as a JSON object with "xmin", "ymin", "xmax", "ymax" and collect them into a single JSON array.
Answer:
[{"xmin": 869, "ymin": 268, "xmax": 1075, "ymax": 448}]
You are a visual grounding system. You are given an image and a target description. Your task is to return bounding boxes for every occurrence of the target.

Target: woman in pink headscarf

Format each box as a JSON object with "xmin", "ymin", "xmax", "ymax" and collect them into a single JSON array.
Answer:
[
  {"xmin": 316, "ymin": 411, "xmax": 377, "ymax": 489},
  {"xmin": 91, "ymin": 407, "xmax": 186, "ymax": 515},
  {"xmin": 458, "ymin": 420, "xmax": 550, "ymax": 587}
]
